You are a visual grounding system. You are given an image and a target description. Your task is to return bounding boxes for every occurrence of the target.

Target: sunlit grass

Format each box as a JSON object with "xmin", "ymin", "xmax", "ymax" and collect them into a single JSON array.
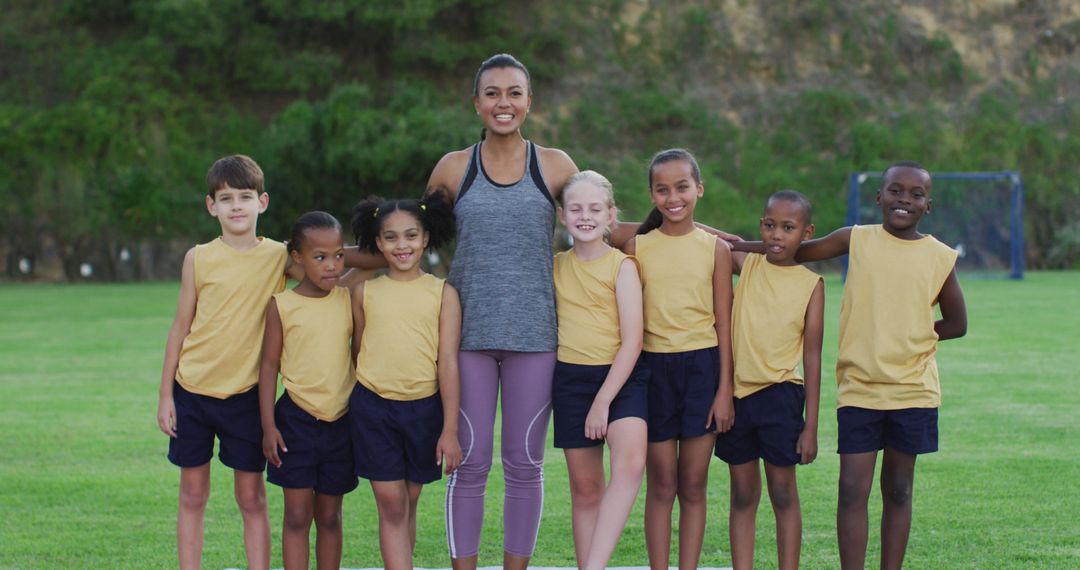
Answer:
[{"xmin": 1, "ymin": 273, "xmax": 1077, "ymax": 568}]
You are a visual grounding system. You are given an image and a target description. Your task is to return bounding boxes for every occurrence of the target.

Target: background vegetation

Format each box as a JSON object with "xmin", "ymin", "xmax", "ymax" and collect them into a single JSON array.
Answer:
[{"xmin": 3, "ymin": 0, "xmax": 1079, "ymax": 280}]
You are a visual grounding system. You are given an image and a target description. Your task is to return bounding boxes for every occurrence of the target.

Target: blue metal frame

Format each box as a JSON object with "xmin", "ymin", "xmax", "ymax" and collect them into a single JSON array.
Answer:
[{"xmin": 844, "ymin": 171, "xmax": 1024, "ymax": 280}]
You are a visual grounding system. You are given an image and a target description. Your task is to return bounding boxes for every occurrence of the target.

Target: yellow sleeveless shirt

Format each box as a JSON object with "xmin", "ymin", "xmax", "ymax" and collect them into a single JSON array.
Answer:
[
  {"xmin": 732, "ymin": 253, "xmax": 822, "ymax": 398},
  {"xmin": 275, "ymin": 287, "xmax": 354, "ymax": 421},
  {"xmin": 554, "ymin": 248, "xmax": 637, "ymax": 365},
  {"xmin": 176, "ymin": 237, "xmax": 287, "ymax": 398},
  {"xmin": 356, "ymin": 274, "xmax": 445, "ymax": 401},
  {"xmin": 635, "ymin": 228, "xmax": 718, "ymax": 353},
  {"xmin": 837, "ymin": 225, "xmax": 959, "ymax": 409}
]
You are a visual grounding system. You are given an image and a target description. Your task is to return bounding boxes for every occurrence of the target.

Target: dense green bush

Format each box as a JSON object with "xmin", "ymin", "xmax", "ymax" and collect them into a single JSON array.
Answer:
[{"xmin": 2, "ymin": 0, "xmax": 1078, "ymax": 279}]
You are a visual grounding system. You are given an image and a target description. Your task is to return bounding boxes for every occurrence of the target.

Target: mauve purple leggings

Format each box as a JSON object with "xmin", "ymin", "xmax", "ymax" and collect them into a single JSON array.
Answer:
[{"xmin": 445, "ymin": 350, "xmax": 555, "ymax": 558}]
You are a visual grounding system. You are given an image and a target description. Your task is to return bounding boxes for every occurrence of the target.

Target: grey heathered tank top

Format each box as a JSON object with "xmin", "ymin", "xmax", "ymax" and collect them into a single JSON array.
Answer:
[{"xmin": 448, "ymin": 141, "xmax": 557, "ymax": 352}]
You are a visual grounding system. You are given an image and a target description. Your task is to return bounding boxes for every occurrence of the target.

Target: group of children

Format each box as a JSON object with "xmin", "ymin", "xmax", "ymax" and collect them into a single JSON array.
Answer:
[{"xmin": 157, "ymin": 150, "xmax": 966, "ymax": 570}]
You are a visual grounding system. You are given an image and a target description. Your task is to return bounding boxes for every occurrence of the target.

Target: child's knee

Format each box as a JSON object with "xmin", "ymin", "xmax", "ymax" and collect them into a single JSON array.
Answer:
[
  {"xmin": 677, "ymin": 479, "xmax": 708, "ymax": 505},
  {"xmin": 616, "ymin": 446, "xmax": 647, "ymax": 476},
  {"xmin": 881, "ymin": 480, "xmax": 913, "ymax": 508},
  {"xmin": 374, "ymin": 489, "xmax": 410, "ymax": 523},
  {"xmin": 178, "ymin": 484, "xmax": 210, "ymax": 512},
  {"xmin": 837, "ymin": 476, "xmax": 870, "ymax": 509},
  {"xmin": 314, "ymin": 508, "xmax": 342, "ymax": 533},
  {"xmin": 676, "ymin": 468, "xmax": 709, "ymax": 505},
  {"xmin": 648, "ymin": 471, "xmax": 679, "ymax": 503},
  {"xmin": 767, "ymin": 485, "xmax": 797, "ymax": 512},
  {"xmin": 234, "ymin": 485, "xmax": 267, "ymax": 516},
  {"xmin": 283, "ymin": 507, "xmax": 313, "ymax": 533},
  {"xmin": 730, "ymin": 482, "xmax": 760, "ymax": 512},
  {"xmin": 569, "ymin": 473, "xmax": 604, "ymax": 508}
]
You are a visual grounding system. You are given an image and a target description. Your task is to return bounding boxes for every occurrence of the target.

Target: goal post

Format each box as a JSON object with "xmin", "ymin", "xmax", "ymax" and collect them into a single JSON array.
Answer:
[{"xmin": 845, "ymin": 171, "xmax": 1025, "ymax": 280}]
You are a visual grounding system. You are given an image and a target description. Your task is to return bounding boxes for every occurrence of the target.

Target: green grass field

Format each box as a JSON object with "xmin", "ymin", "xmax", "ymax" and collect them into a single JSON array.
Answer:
[{"xmin": 2, "ymin": 273, "xmax": 1078, "ymax": 569}]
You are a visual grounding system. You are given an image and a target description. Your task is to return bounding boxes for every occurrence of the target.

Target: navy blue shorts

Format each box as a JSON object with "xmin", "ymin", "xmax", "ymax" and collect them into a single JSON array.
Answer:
[
  {"xmin": 642, "ymin": 347, "xmax": 720, "ymax": 442},
  {"xmin": 266, "ymin": 392, "xmax": 358, "ymax": 496},
  {"xmin": 715, "ymin": 382, "xmax": 805, "ymax": 466},
  {"xmin": 552, "ymin": 359, "xmax": 649, "ymax": 449},
  {"xmin": 167, "ymin": 380, "xmax": 264, "ymax": 472},
  {"xmin": 348, "ymin": 383, "xmax": 443, "ymax": 484},
  {"xmin": 837, "ymin": 406, "xmax": 939, "ymax": 455}
]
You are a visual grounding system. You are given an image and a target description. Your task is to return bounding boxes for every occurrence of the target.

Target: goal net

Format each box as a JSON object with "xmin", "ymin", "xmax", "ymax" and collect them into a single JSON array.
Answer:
[{"xmin": 845, "ymin": 171, "xmax": 1025, "ymax": 279}]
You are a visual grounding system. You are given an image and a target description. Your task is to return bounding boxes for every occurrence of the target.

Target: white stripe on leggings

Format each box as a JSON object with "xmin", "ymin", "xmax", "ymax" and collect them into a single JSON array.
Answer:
[
  {"xmin": 523, "ymin": 400, "xmax": 550, "ymax": 554},
  {"xmin": 445, "ymin": 409, "xmax": 475, "ymax": 559}
]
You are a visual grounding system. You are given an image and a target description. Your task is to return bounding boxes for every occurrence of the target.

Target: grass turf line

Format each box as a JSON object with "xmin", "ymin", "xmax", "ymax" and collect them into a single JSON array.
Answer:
[{"xmin": 0, "ymin": 273, "xmax": 1078, "ymax": 568}]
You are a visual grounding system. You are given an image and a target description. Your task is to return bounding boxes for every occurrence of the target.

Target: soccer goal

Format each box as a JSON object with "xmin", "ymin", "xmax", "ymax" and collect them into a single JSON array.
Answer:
[{"xmin": 845, "ymin": 171, "xmax": 1025, "ymax": 279}]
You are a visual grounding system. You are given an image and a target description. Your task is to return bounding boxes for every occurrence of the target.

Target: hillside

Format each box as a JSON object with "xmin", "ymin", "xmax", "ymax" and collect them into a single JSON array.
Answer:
[{"xmin": 2, "ymin": 0, "xmax": 1078, "ymax": 279}]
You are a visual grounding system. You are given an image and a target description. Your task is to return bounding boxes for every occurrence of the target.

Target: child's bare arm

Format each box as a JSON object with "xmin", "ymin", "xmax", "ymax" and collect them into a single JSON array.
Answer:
[
  {"xmin": 708, "ymin": 240, "xmax": 736, "ymax": 433},
  {"xmin": 731, "ymin": 226, "xmax": 853, "ymax": 262},
  {"xmin": 731, "ymin": 250, "xmax": 748, "ymax": 275},
  {"xmin": 621, "ymin": 235, "xmax": 637, "ymax": 256},
  {"xmin": 343, "ymin": 247, "xmax": 388, "ymax": 271},
  {"xmin": 157, "ymin": 248, "xmax": 197, "ymax": 438},
  {"xmin": 798, "ymin": 279, "xmax": 825, "ymax": 464},
  {"xmin": 794, "ymin": 226, "xmax": 852, "ymax": 262},
  {"xmin": 609, "ymin": 221, "xmax": 740, "ymax": 250},
  {"xmin": 284, "ymin": 256, "xmax": 304, "ymax": 281},
  {"xmin": 436, "ymin": 284, "xmax": 463, "ymax": 473},
  {"xmin": 337, "ymin": 268, "xmax": 377, "ymax": 290},
  {"xmin": 585, "ymin": 258, "xmax": 644, "ymax": 440},
  {"xmin": 258, "ymin": 299, "xmax": 286, "ymax": 468},
  {"xmin": 935, "ymin": 267, "xmax": 967, "ymax": 340},
  {"xmin": 350, "ymin": 283, "xmax": 367, "ymax": 365}
]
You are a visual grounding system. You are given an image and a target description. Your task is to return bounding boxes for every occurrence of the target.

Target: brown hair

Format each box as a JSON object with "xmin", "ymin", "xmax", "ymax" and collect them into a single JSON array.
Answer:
[{"xmin": 206, "ymin": 155, "xmax": 264, "ymax": 198}]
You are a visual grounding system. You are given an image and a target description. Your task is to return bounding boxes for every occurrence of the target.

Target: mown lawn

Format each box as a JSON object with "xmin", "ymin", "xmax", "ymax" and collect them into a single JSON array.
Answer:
[{"xmin": 1, "ymin": 272, "xmax": 1077, "ymax": 569}]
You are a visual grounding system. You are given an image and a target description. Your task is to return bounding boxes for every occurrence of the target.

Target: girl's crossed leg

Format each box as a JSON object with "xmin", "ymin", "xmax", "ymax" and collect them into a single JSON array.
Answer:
[{"xmin": 564, "ymin": 416, "xmax": 647, "ymax": 570}]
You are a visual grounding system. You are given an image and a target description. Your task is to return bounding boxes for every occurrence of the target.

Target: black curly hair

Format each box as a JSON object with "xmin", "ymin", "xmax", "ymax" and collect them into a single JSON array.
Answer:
[
  {"xmin": 287, "ymin": 211, "xmax": 342, "ymax": 254},
  {"xmin": 351, "ymin": 191, "xmax": 455, "ymax": 254}
]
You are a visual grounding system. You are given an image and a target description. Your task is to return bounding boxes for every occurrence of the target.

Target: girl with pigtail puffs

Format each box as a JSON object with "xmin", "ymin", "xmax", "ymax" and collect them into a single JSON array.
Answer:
[{"xmin": 347, "ymin": 192, "xmax": 463, "ymax": 570}]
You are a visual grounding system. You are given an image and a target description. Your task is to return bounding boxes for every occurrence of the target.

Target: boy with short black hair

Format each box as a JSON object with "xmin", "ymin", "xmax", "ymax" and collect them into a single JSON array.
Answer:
[
  {"xmin": 733, "ymin": 163, "xmax": 967, "ymax": 570},
  {"xmin": 718, "ymin": 190, "xmax": 825, "ymax": 570},
  {"xmin": 157, "ymin": 154, "xmax": 286, "ymax": 570}
]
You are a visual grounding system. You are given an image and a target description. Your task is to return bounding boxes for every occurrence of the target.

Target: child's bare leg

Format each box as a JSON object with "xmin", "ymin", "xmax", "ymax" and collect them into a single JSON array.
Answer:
[
  {"xmin": 676, "ymin": 434, "xmax": 716, "ymax": 570},
  {"xmin": 763, "ymin": 462, "xmax": 801, "ymax": 570},
  {"xmin": 407, "ymin": 481, "xmax": 424, "ymax": 552},
  {"xmin": 879, "ymin": 448, "xmax": 917, "ymax": 570},
  {"xmin": 371, "ymin": 480, "xmax": 413, "ymax": 570},
  {"xmin": 313, "ymin": 493, "xmax": 344, "ymax": 570},
  {"xmin": 234, "ymin": 469, "xmax": 270, "ymax": 570},
  {"xmin": 564, "ymin": 445, "xmax": 606, "ymax": 567},
  {"xmin": 728, "ymin": 461, "xmax": 761, "ymax": 570},
  {"xmin": 281, "ymin": 488, "xmax": 314, "ymax": 570},
  {"xmin": 583, "ymin": 417, "xmax": 647, "ymax": 570},
  {"xmin": 178, "ymin": 464, "xmax": 211, "ymax": 570},
  {"xmin": 838, "ymin": 451, "xmax": 877, "ymax": 570},
  {"xmin": 645, "ymin": 440, "xmax": 678, "ymax": 570}
]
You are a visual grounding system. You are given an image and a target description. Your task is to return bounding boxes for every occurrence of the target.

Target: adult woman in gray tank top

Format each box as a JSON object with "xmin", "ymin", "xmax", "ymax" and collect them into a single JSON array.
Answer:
[
  {"xmin": 426, "ymin": 54, "xmax": 578, "ymax": 570},
  {"xmin": 426, "ymin": 54, "xmax": 738, "ymax": 569}
]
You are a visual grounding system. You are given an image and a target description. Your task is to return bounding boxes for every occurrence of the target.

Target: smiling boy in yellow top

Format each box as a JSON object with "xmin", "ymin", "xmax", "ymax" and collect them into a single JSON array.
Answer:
[
  {"xmin": 733, "ymin": 161, "xmax": 967, "ymax": 570},
  {"xmin": 718, "ymin": 190, "xmax": 824, "ymax": 570},
  {"xmin": 157, "ymin": 155, "xmax": 288, "ymax": 570}
]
